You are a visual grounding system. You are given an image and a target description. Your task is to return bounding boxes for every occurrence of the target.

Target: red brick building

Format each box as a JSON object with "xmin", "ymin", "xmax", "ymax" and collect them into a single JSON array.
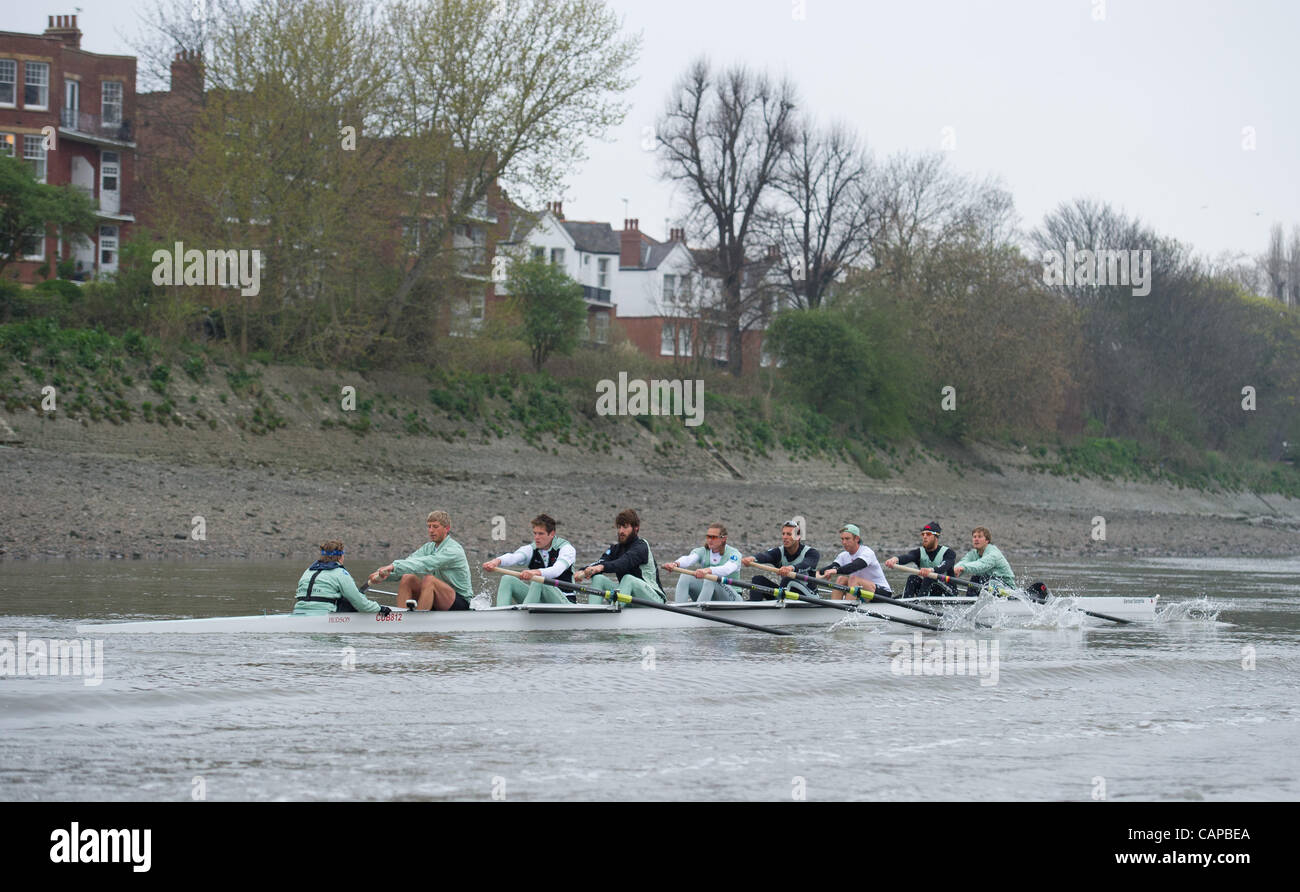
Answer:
[{"xmin": 1, "ymin": 14, "xmax": 136, "ymax": 283}]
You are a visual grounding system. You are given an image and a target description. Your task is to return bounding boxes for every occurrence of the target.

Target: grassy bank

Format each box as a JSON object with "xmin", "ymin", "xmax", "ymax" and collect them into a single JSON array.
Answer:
[{"xmin": 3, "ymin": 320, "xmax": 1298, "ymax": 497}]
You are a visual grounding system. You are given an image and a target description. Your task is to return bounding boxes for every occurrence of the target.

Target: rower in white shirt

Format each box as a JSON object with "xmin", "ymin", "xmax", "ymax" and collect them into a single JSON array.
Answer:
[
  {"xmin": 663, "ymin": 523, "xmax": 745, "ymax": 602},
  {"xmin": 482, "ymin": 514, "xmax": 576, "ymax": 606},
  {"xmin": 818, "ymin": 523, "xmax": 893, "ymax": 601}
]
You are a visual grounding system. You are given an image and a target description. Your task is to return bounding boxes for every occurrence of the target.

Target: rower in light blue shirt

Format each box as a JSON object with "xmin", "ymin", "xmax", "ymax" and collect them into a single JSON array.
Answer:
[{"xmin": 664, "ymin": 523, "xmax": 745, "ymax": 602}]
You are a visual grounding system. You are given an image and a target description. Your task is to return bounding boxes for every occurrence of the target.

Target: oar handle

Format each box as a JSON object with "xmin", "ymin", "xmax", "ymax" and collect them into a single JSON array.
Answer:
[{"xmin": 666, "ymin": 565, "xmax": 753, "ymax": 589}]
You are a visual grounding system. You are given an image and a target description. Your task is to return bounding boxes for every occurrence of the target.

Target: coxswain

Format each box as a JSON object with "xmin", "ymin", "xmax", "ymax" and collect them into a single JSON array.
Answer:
[
  {"xmin": 293, "ymin": 540, "xmax": 390, "ymax": 615},
  {"xmin": 953, "ymin": 526, "xmax": 1016, "ymax": 591},
  {"xmin": 664, "ymin": 522, "xmax": 744, "ymax": 602},
  {"xmin": 817, "ymin": 523, "xmax": 893, "ymax": 600},
  {"xmin": 572, "ymin": 508, "xmax": 665, "ymax": 605},
  {"xmin": 883, "ymin": 522, "xmax": 958, "ymax": 598},
  {"xmin": 482, "ymin": 513, "xmax": 576, "ymax": 606},
  {"xmin": 741, "ymin": 518, "xmax": 820, "ymax": 601},
  {"xmin": 369, "ymin": 510, "xmax": 473, "ymax": 610}
]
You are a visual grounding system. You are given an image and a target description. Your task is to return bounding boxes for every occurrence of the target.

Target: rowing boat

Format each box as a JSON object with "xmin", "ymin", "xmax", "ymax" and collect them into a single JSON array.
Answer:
[{"xmin": 75, "ymin": 593, "xmax": 1158, "ymax": 634}]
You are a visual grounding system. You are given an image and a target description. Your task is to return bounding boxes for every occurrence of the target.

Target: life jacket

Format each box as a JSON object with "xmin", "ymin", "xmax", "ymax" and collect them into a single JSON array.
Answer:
[
  {"xmin": 778, "ymin": 542, "xmax": 812, "ymax": 568},
  {"xmin": 918, "ymin": 545, "xmax": 950, "ymax": 570},
  {"xmin": 295, "ymin": 562, "xmax": 357, "ymax": 613},
  {"xmin": 528, "ymin": 536, "xmax": 573, "ymax": 585},
  {"xmin": 642, "ymin": 543, "xmax": 664, "ymax": 596}
]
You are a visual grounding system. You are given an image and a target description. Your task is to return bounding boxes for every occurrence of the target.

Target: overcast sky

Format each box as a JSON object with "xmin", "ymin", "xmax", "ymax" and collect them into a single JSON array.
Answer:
[{"xmin": 10, "ymin": 0, "xmax": 1297, "ymax": 259}]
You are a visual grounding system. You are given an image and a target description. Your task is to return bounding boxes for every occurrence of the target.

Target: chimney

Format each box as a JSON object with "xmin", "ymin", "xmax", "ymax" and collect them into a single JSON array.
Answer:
[
  {"xmin": 171, "ymin": 49, "xmax": 206, "ymax": 97},
  {"xmin": 767, "ymin": 245, "xmax": 780, "ymax": 260},
  {"xmin": 620, "ymin": 218, "xmax": 642, "ymax": 268},
  {"xmin": 44, "ymin": 13, "xmax": 82, "ymax": 49},
  {"xmin": 669, "ymin": 227, "xmax": 685, "ymax": 243},
  {"xmin": 553, "ymin": 201, "xmax": 564, "ymax": 220}
]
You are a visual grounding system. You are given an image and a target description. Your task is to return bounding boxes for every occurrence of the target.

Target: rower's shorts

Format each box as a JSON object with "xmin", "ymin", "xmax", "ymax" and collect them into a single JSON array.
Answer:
[{"xmin": 450, "ymin": 594, "xmax": 470, "ymax": 611}]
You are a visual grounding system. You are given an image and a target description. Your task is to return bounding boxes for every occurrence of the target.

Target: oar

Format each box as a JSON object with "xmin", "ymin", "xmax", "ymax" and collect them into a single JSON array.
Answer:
[
  {"xmin": 667, "ymin": 566, "xmax": 940, "ymax": 632},
  {"xmin": 488, "ymin": 566, "xmax": 792, "ymax": 636},
  {"xmin": 750, "ymin": 562, "xmax": 949, "ymax": 620},
  {"xmin": 896, "ymin": 566, "xmax": 1133, "ymax": 626}
]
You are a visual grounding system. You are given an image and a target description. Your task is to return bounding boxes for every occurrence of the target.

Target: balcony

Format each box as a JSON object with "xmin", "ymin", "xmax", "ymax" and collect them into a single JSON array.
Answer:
[
  {"xmin": 582, "ymin": 285, "xmax": 611, "ymax": 304},
  {"xmin": 58, "ymin": 110, "xmax": 135, "ymax": 147}
]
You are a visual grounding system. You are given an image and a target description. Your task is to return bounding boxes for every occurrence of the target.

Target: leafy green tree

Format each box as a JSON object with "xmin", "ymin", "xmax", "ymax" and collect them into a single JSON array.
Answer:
[
  {"xmin": 139, "ymin": 0, "xmax": 638, "ymax": 361},
  {"xmin": 766, "ymin": 305, "xmax": 912, "ymax": 439},
  {"xmin": 506, "ymin": 256, "xmax": 586, "ymax": 370},
  {"xmin": 0, "ymin": 155, "xmax": 97, "ymax": 279}
]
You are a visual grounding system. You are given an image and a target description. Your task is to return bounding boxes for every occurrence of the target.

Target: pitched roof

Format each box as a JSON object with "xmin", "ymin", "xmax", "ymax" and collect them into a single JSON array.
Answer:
[
  {"xmin": 643, "ymin": 242, "xmax": 678, "ymax": 270},
  {"xmin": 561, "ymin": 221, "xmax": 620, "ymax": 254}
]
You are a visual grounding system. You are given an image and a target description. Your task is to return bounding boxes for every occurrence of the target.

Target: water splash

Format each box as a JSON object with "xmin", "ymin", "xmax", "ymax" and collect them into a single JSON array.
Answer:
[{"xmin": 1155, "ymin": 597, "xmax": 1222, "ymax": 625}]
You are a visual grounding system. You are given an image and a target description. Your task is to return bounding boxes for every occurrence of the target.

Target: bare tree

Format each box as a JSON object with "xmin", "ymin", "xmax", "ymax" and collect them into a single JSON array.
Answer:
[
  {"xmin": 863, "ymin": 152, "xmax": 1014, "ymax": 293},
  {"xmin": 657, "ymin": 58, "xmax": 797, "ymax": 374},
  {"xmin": 1262, "ymin": 222, "xmax": 1288, "ymax": 303},
  {"xmin": 767, "ymin": 120, "xmax": 875, "ymax": 310},
  {"xmin": 1288, "ymin": 224, "xmax": 1300, "ymax": 308}
]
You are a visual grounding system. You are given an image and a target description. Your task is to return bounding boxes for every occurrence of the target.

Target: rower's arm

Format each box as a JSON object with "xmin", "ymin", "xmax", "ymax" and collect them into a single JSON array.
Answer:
[
  {"xmin": 535, "ymin": 542, "xmax": 577, "ymax": 580},
  {"xmin": 713, "ymin": 549, "xmax": 741, "ymax": 577},
  {"xmin": 338, "ymin": 571, "xmax": 382, "ymax": 614},
  {"xmin": 496, "ymin": 544, "xmax": 532, "ymax": 568},
  {"xmin": 600, "ymin": 540, "xmax": 647, "ymax": 578}
]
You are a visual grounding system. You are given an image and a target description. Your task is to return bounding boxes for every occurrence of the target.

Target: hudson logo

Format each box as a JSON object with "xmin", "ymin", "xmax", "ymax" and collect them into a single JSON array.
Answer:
[
  {"xmin": 152, "ymin": 241, "xmax": 262, "ymax": 296},
  {"xmin": 595, "ymin": 372, "xmax": 704, "ymax": 427},
  {"xmin": 0, "ymin": 634, "xmax": 103, "ymax": 686},
  {"xmin": 49, "ymin": 823, "xmax": 151, "ymax": 872}
]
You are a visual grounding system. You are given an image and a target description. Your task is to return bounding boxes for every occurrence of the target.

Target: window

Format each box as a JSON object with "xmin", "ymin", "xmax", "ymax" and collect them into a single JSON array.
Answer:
[
  {"xmin": 63, "ymin": 78, "xmax": 79, "ymax": 127},
  {"xmin": 550, "ymin": 247, "xmax": 565, "ymax": 266},
  {"xmin": 101, "ymin": 81, "xmax": 122, "ymax": 124},
  {"xmin": 401, "ymin": 219, "xmax": 422, "ymax": 254},
  {"xmin": 583, "ymin": 254, "xmax": 590, "ymax": 265},
  {"xmin": 0, "ymin": 133, "xmax": 14, "ymax": 157},
  {"xmin": 21, "ymin": 229, "xmax": 45, "ymax": 261},
  {"xmin": 664, "ymin": 273, "xmax": 690, "ymax": 302},
  {"xmin": 467, "ymin": 225, "xmax": 486, "ymax": 264},
  {"xmin": 99, "ymin": 225, "xmax": 119, "ymax": 267},
  {"xmin": 660, "ymin": 322, "xmax": 692, "ymax": 357},
  {"xmin": 101, "ymin": 151, "xmax": 119, "ymax": 191},
  {"xmin": 0, "ymin": 60, "xmax": 17, "ymax": 105},
  {"xmin": 597, "ymin": 257, "xmax": 609, "ymax": 288},
  {"xmin": 25, "ymin": 62, "xmax": 49, "ymax": 109},
  {"xmin": 450, "ymin": 292, "xmax": 486, "ymax": 336},
  {"xmin": 24, "ymin": 135, "xmax": 46, "ymax": 182},
  {"xmin": 531, "ymin": 246, "xmax": 545, "ymax": 261},
  {"xmin": 590, "ymin": 310, "xmax": 610, "ymax": 344},
  {"xmin": 710, "ymin": 329, "xmax": 730, "ymax": 361}
]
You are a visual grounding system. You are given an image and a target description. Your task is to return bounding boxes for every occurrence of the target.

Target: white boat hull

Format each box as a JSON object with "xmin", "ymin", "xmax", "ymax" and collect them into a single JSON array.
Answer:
[{"xmin": 76, "ymin": 594, "xmax": 1158, "ymax": 634}]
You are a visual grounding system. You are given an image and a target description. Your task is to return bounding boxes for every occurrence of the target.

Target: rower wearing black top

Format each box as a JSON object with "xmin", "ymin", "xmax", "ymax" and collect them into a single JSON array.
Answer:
[
  {"xmin": 572, "ymin": 508, "xmax": 666, "ymax": 604},
  {"xmin": 740, "ymin": 518, "xmax": 820, "ymax": 601},
  {"xmin": 884, "ymin": 521, "xmax": 958, "ymax": 598}
]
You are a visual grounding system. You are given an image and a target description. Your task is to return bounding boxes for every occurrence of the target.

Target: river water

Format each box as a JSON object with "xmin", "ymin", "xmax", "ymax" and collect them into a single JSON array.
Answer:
[{"xmin": 1, "ymin": 557, "xmax": 1297, "ymax": 801}]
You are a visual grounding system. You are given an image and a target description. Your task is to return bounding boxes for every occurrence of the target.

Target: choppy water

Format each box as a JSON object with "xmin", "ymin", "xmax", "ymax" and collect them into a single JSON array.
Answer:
[{"xmin": 1, "ymin": 557, "xmax": 1297, "ymax": 801}]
